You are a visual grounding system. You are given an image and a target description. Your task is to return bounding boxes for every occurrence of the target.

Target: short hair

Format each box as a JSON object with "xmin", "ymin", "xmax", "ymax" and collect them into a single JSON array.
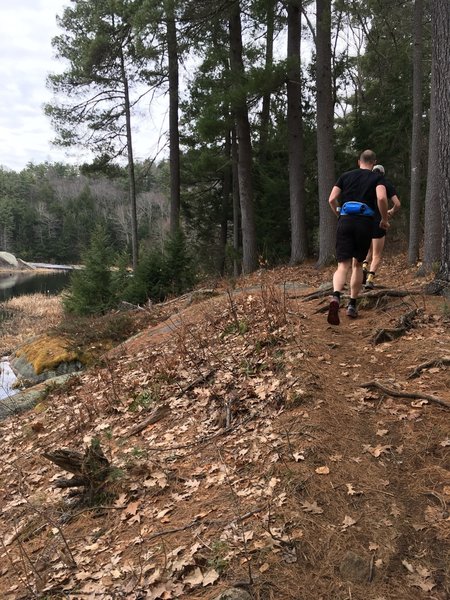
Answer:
[
  {"xmin": 359, "ymin": 149, "xmax": 377, "ymax": 165},
  {"xmin": 373, "ymin": 164, "xmax": 385, "ymax": 175}
]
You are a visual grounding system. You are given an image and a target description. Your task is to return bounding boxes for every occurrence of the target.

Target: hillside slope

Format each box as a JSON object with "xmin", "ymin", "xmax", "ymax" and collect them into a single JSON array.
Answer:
[{"xmin": 0, "ymin": 256, "xmax": 449, "ymax": 600}]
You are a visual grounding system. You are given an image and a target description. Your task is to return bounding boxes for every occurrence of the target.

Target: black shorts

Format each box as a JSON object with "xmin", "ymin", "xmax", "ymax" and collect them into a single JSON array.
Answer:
[
  {"xmin": 372, "ymin": 220, "xmax": 387, "ymax": 239},
  {"xmin": 336, "ymin": 216, "xmax": 373, "ymax": 262}
]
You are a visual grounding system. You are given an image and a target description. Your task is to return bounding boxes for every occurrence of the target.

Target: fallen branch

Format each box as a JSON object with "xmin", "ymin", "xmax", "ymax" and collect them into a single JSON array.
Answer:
[
  {"xmin": 360, "ymin": 380, "xmax": 450, "ymax": 409},
  {"xmin": 145, "ymin": 507, "xmax": 264, "ymax": 543},
  {"xmin": 125, "ymin": 403, "xmax": 170, "ymax": 438},
  {"xmin": 407, "ymin": 356, "xmax": 450, "ymax": 379}
]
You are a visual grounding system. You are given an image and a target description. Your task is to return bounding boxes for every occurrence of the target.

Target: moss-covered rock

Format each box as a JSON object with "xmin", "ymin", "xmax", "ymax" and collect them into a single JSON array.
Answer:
[{"xmin": 11, "ymin": 335, "xmax": 85, "ymax": 385}]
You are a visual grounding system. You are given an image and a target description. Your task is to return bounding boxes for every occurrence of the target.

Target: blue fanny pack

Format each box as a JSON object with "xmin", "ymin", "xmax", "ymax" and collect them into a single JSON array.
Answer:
[{"xmin": 340, "ymin": 201, "xmax": 374, "ymax": 217}]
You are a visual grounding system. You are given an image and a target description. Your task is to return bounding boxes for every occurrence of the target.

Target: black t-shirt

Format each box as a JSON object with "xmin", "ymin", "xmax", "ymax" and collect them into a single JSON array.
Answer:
[
  {"xmin": 385, "ymin": 178, "xmax": 397, "ymax": 199},
  {"xmin": 335, "ymin": 168, "xmax": 385, "ymax": 212},
  {"xmin": 372, "ymin": 177, "xmax": 396, "ymax": 219}
]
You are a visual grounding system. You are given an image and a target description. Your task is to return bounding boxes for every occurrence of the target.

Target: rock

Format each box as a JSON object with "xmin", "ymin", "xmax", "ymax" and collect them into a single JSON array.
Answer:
[
  {"xmin": 339, "ymin": 550, "xmax": 371, "ymax": 583},
  {"xmin": 11, "ymin": 334, "xmax": 84, "ymax": 386},
  {"xmin": 212, "ymin": 588, "xmax": 253, "ymax": 600},
  {"xmin": 0, "ymin": 374, "xmax": 74, "ymax": 419}
]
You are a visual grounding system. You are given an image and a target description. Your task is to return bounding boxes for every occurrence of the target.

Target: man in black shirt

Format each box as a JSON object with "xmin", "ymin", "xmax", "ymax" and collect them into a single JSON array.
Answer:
[
  {"xmin": 363, "ymin": 164, "xmax": 401, "ymax": 289},
  {"xmin": 327, "ymin": 149, "xmax": 389, "ymax": 325}
]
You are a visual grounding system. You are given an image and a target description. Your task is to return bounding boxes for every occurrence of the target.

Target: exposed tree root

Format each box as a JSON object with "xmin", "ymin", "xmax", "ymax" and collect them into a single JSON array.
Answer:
[
  {"xmin": 407, "ymin": 356, "xmax": 450, "ymax": 379},
  {"xmin": 360, "ymin": 380, "xmax": 450, "ymax": 409},
  {"xmin": 372, "ymin": 309, "xmax": 420, "ymax": 344}
]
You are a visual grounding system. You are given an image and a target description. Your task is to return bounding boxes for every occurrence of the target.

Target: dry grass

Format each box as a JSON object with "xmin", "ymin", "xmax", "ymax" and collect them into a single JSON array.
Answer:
[{"xmin": 0, "ymin": 294, "xmax": 63, "ymax": 355}]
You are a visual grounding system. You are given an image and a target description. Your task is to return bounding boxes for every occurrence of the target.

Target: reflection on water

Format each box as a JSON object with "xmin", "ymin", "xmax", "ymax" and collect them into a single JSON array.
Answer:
[{"xmin": 0, "ymin": 271, "xmax": 71, "ymax": 302}]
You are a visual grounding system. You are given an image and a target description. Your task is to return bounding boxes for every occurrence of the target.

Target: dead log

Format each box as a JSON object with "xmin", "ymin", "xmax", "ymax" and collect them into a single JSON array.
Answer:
[
  {"xmin": 407, "ymin": 356, "xmax": 450, "ymax": 379},
  {"xmin": 360, "ymin": 380, "xmax": 450, "ymax": 409},
  {"xmin": 43, "ymin": 438, "xmax": 112, "ymax": 505},
  {"xmin": 372, "ymin": 309, "xmax": 420, "ymax": 344}
]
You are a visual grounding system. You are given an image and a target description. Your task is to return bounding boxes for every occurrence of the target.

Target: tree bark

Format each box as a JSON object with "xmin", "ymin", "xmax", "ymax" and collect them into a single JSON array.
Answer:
[
  {"xmin": 408, "ymin": 0, "xmax": 423, "ymax": 265},
  {"xmin": 421, "ymin": 56, "xmax": 441, "ymax": 273},
  {"xmin": 166, "ymin": 0, "xmax": 181, "ymax": 236},
  {"xmin": 431, "ymin": 0, "xmax": 450, "ymax": 285},
  {"xmin": 316, "ymin": 0, "xmax": 336, "ymax": 267},
  {"xmin": 232, "ymin": 126, "xmax": 241, "ymax": 277},
  {"xmin": 229, "ymin": 1, "xmax": 258, "ymax": 274},
  {"xmin": 259, "ymin": 0, "xmax": 275, "ymax": 162},
  {"xmin": 287, "ymin": 0, "xmax": 307, "ymax": 264}
]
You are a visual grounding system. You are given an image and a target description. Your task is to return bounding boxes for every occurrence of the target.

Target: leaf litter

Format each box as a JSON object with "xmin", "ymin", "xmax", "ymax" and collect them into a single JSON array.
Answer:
[{"xmin": 0, "ymin": 255, "xmax": 449, "ymax": 599}]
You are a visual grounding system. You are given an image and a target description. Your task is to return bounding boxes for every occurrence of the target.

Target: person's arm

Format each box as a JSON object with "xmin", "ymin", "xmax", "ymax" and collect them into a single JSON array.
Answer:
[
  {"xmin": 376, "ymin": 184, "xmax": 389, "ymax": 230},
  {"xmin": 328, "ymin": 186, "xmax": 342, "ymax": 217},
  {"xmin": 387, "ymin": 194, "xmax": 401, "ymax": 217}
]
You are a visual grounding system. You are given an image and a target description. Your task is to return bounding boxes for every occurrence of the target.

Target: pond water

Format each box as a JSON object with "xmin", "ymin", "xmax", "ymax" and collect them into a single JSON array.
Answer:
[
  {"xmin": 0, "ymin": 270, "xmax": 72, "ymax": 302},
  {"xmin": 0, "ymin": 359, "xmax": 18, "ymax": 401},
  {"xmin": 0, "ymin": 269, "xmax": 72, "ymax": 402}
]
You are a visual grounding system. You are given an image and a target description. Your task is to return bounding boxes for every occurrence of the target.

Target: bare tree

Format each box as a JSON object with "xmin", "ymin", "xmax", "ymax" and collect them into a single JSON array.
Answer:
[
  {"xmin": 408, "ymin": 0, "xmax": 424, "ymax": 265},
  {"xmin": 287, "ymin": 0, "xmax": 307, "ymax": 264},
  {"xmin": 229, "ymin": 0, "xmax": 258, "ymax": 274},
  {"xmin": 420, "ymin": 60, "xmax": 441, "ymax": 274},
  {"xmin": 430, "ymin": 0, "xmax": 450, "ymax": 289},
  {"xmin": 316, "ymin": 0, "xmax": 336, "ymax": 266}
]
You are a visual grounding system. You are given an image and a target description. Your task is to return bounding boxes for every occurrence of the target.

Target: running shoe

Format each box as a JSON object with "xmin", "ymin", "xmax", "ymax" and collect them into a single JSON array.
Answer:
[
  {"xmin": 346, "ymin": 304, "xmax": 358, "ymax": 318},
  {"xmin": 327, "ymin": 297, "xmax": 340, "ymax": 325}
]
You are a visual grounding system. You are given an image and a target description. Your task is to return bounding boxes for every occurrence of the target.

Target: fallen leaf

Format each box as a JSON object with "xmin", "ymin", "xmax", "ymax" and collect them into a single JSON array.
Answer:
[
  {"xmin": 376, "ymin": 429, "xmax": 388, "ymax": 437},
  {"xmin": 315, "ymin": 466, "xmax": 330, "ymax": 475},
  {"xmin": 293, "ymin": 452, "xmax": 305, "ymax": 462},
  {"xmin": 301, "ymin": 500, "xmax": 323, "ymax": 514},
  {"xmin": 202, "ymin": 568, "xmax": 220, "ymax": 586},
  {"xmin": 341, "ymin": 515, "xmax": 357, "ymax": 530},
  {"xmin": 183, "ymin": 567, "xmax": 203, "ymax": 586},
  {"xmin": 407, "ymin": 573, "xmax": 436, "ymax": 592},
  {"xmin": 402, "ymin": 559, "xmax": 414, "ymax": 573},
  {"xmin": 346, "ymin": 483, "xmax": 363, "ymax": 496},
  {"xmin": 259, "ymin": 562, "xmax": 270, "ymax": 573}
]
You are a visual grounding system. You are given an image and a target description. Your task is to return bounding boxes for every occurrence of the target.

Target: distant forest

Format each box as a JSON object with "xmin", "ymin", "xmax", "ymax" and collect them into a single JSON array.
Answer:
[{"xmin": 0, "ymin": 161, "xmax": 170, "ymax": 265}]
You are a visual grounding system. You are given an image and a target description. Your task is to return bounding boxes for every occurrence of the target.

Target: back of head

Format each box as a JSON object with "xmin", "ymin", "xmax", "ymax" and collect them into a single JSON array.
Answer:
[
  {"xmin": 359, "ymin": 149, "xmax": 377, "ymax": 167},
  {"xmin": 373, "ymin": 164, "xmax": 385, "ymax": 175}
]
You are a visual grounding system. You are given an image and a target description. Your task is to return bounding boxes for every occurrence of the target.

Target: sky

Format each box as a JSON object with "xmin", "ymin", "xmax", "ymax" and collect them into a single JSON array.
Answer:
[{"xmin": 0, "ymin": 0, "xmax": 168, "ymax": 172}]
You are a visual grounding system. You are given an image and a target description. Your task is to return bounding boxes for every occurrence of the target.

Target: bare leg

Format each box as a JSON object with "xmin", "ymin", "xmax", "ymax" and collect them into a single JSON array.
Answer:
[
  {"xmin": 350, "ymin": 260, "xmax": 364, "ymax": 298},
  {"xmin": 333, "ymin": 260, "xmax": 352, "ymax": 293},
  {"xmin": 365, "ymin": 242, "xmax": 373, "ymax": 264},
  {"xmin": 369, "ymin": 237, "xmax": 385, "ymax": 274},
  {"xmin": 328, "ymin": 260, "xmax": 352, "ymax": 325}
]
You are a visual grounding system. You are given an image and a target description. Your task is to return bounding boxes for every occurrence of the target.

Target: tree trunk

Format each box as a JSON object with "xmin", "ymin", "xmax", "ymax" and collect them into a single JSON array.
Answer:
[
  {"xmin": 229, "ymin": 1, "xmax": 258, "ymax": 274},
  {"xmin": 316, "ymin": 0, "xmax": 336, "ymax": 267},
  {"xmin": 120, "ymin": 51, "xmax": 138, "ymax": 271},
  {"xmin": 166, "ymin": 0, "xmax": 181, "ymax": 236},
  {"xmin": 219, "ymin": 128, "xmax": 232, "ymax": 276},
  {"xmin": 421, "ymin": 57, "xmax": 441, "ymax": 273},
  {"xmin": 259, "ymin": 0, "xmax": 275, "ymax": 162},
  {"xmin": 408, "ymin": 0, "xmax": 423, "ymax": 265},
  {"xmin": 287, "ymin": 0, "xmax": 307, "ymax": 264},
  {"xmin": 232, "ymin": 126, "xmax": 241, "ymax": 277},
  {"xmin": 431, "ymin": 0, "xmax": 450, "ymax": 286}
]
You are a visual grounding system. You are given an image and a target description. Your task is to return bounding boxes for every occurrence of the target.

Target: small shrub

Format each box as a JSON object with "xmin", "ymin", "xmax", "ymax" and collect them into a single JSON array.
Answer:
[{"xmin": 63, "ymin": 225, "xmax": 115, "ymax": 315}]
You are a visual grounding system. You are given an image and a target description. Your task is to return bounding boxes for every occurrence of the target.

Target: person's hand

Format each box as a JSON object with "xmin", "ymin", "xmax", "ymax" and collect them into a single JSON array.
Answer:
[
  {"xmin": 380, "ymin": 219, "xmax": 390, "ymax": 230},
  {"xmin": 387, "ymin": 208, "xmax": 395, "ymax": 217}
]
